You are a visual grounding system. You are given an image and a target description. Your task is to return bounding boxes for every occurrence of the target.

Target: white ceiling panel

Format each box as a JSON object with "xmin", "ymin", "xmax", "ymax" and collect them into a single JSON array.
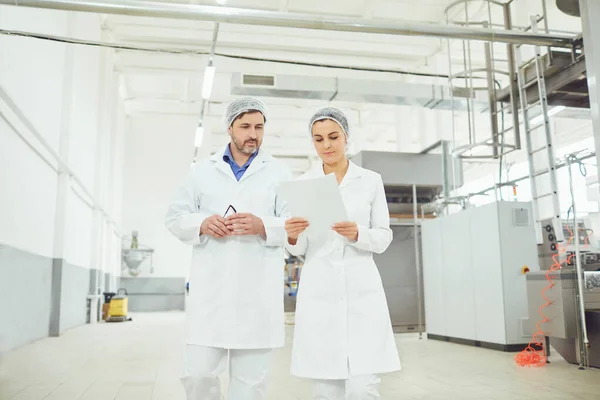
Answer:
[
  {"xmin": 287, "ymin": 0, "xmax": 367, "ymax": 17},
  {"xmin": 372, "ymin": 0, "xmax": 450, "ymax": 23},
  {"xmin": 104, "ymin": 0, "xmax": 592, "ymax": 177}
]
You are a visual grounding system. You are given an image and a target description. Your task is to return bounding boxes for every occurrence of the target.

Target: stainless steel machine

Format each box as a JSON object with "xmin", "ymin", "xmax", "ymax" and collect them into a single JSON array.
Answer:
[
  {"xmin": 526, "ymin": 218, "xmax": 600, "ymax": 368},
  {"xmin": 351, "ymin": 146, "xmax": 463, "ymax": 333}
]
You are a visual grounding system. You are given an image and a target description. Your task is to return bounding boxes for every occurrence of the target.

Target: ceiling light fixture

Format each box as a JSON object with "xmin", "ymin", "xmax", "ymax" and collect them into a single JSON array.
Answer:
[
  {"xmin": 195, "ymin": 121, "xmax": 204, "ymax": 148},
  {"xmin": 202, "ymin": 64, "xmax": 216, "ymax": 100}
]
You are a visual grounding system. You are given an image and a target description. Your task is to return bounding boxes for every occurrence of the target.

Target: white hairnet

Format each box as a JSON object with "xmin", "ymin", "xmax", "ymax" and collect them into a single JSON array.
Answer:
[
  {"xmin": 224, "ymin": 97, "xmax": 267, "ymax": 128},
  {"xmin": 309, "ymin": 107, "xmax": 349, "ymax": 137}
]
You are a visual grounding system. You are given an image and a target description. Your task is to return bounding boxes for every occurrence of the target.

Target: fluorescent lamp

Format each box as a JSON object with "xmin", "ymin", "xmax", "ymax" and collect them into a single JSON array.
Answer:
[
  {"xmin": 202, "ymin": 65, "xmax": 215, "ymax": 100},
  {"xmin": 216, "ymin": 0, "xmax": 226, "ymax": 4},
  {"xmin": 195, "ymin": 124, "xmax": 204, "ymax": 148},
  {"xmin": 530, "ymin": 106, "xmax": 565, "ymax": 126}
]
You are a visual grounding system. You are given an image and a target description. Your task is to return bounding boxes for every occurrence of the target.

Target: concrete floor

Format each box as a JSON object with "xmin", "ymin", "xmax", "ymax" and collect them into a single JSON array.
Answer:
[{"xmin": 0, "ymin": 312, "xmax": 599, "ymax": 400}]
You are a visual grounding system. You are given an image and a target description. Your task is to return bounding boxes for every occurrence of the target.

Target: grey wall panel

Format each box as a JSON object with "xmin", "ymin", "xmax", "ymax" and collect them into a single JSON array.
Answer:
[
  {"xmin": 104, "ymin": 272, "xmax": 112, "ymax": 292},
  {"xmin": 59, "ymin": 262, "xmax": 90, "ymax": 332},
  {"xmin": 0, "ymin": 245, "xmax": 52, "ymax": 353},
  {"xmin": 351, "ymin": 150, "xmax": 463, "ymax": 188},
  {"xmin": 120, "ymin": 277, "xmax": 186, "ymax": 294},
  {"xmin": 89, "ymin": 268, "xmax": 100, "ymax": 295},
  {"xmin": 49, "ymin": 259, "xmax": 63, "ymax": 337},
  {"xmin": 373, "ymin": 226, "xmax": 425, "ymax": 333},
  {"xmin": 127, "ymin": 294, "xmax": 185, "ymax": 312},
  {"xmin": 120, "ymin": 277, "xmax": 185, "ymax": 311}
]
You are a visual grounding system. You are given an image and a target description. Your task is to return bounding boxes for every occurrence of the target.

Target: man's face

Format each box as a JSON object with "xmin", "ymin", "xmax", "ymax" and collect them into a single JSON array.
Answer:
[{"xmin": 228, "ymin": 111, "xmax": 265, "ymax": 155}]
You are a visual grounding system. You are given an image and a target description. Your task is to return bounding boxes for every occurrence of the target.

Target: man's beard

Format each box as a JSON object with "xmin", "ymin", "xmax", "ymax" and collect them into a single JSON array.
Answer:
[{"xmin": 232, "ymin": 135, "xmax": 259, "ymax": 155}]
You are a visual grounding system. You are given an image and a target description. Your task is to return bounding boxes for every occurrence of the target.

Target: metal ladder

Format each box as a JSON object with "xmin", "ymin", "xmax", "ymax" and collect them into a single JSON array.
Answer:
[{"xmin": 515, "ymin": 16, "xmax": 563, "ymax": 245}]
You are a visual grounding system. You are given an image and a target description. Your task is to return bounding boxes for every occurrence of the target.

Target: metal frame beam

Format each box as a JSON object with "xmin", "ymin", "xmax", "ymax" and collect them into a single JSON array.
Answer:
[
  {"xmin": 496, "ymin": 55, "xmax": 588, "ymax": 107},
  {"xmin": 0, "ymin": 0, "xmax": 576, "ymax": 47},
  {"xmin": 580, "ymin": 0, "xmax": 600, "ymax": 190}
]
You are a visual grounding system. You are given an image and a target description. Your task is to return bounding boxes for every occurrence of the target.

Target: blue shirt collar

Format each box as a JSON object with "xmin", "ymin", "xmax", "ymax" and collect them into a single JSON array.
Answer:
[{"xmin": 223, "ymin": 144, "xmax": 258, "ymax": 167}]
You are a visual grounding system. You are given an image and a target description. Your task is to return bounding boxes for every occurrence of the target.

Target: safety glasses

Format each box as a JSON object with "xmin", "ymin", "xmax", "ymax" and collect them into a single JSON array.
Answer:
[{"xmin": 223, "ymin": 205, "xmax": 237, "ymax": 218}]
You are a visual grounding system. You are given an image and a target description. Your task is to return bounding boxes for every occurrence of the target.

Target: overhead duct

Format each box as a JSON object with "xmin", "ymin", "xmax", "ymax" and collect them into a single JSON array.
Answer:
[
  {"xmin": 556, "ymin": 0, "xmax": 580, "ymax": 17},
  {"xmin": 230, "ymin": 73, "xmax": 488, "ymax": 110},
  {"xmin": 0, "ymin": 0, "xmax": 576, "ymax": 47}
]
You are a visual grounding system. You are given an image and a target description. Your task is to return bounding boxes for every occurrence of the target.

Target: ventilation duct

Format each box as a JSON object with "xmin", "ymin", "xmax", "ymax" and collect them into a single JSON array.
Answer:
[
  {"xmin": 556, "ymin": 0, "xmax": 580, "ymax": 17},
  {"xmin": 231, "ymin": 73, "xmax": 488, "ymax": 110},
  {"xmin": 242, "ymin": 74, "xmax": 276, "ymax": 87}
]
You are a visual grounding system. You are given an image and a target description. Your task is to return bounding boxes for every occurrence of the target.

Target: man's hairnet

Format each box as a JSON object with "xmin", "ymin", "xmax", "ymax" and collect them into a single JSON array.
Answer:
[
  {"xmin": 309, "ymin": 107, "xmax": 349, "ymax": 137},
  {"xmin": 225, "ymin": 97, "xmax": 267, "ymax": 128}
]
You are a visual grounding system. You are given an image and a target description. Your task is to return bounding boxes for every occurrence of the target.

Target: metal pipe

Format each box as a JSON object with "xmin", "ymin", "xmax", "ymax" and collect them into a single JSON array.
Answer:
[
  {"xmin": 0, "ymin": 0, "xmax": 575, "ymax": 47},
  {"xmin": 464, "ymin": 5, "xmax": 476, "ymax": 146},
  {"xmin": 504, "ymin": 3, "xmax": 521, "ymax": 150},
  {"xmin": 467, "ymin": 151, "xmax": 596, "ymax": 198},
  {"xmin": 442, "ymin": 140, "xmax": 452, "ymax": 206},
  {"xmin": 412, "ymin": 184, "xmax": 424, "ymax": 339},
  {"xmin": 566, "ymin": 155, "xmax": 590, "ymax": 369},
  {"xmin": 484, "ymin": 40, "xmax": 499, "ymax": 157}
]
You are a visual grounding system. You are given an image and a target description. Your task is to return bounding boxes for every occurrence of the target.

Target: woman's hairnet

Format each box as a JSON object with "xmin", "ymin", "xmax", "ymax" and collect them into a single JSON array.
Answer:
[
  {"xmin": 309, "ymin": 107, "xmax": 349, "ymax": 138},
  {"xmin": 225, "ymin": 97, "xmax": 268, "ymax": 128}
]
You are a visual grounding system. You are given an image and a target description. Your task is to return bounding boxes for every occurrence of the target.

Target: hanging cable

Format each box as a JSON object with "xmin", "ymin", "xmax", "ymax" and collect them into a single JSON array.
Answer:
[
  {"xmin": 515, "ymin": 222, "xmax": 574, "ymax": 367},
  {"xmin": 516, "ymin": 153, "xmax": 592, "ymax": 367},
  {"xmin": 0, "ymin": 27, "xmax": 457, "ymax": 79}
]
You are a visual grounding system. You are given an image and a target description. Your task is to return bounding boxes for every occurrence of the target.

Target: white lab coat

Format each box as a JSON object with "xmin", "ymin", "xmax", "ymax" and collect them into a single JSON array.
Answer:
[
  {"xmin": 166, "ymin": 146, "xmax": 292, "ymax": 349},
  {"xmin": 286, "ymin": 161, "xmax": 401, "ymax": 379}
]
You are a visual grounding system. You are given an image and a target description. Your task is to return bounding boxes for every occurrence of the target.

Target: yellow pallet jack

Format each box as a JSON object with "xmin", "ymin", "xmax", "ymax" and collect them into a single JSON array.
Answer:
[{"xmin": 106, "ymin": 288, "xmax": 132, "ymax": 323}]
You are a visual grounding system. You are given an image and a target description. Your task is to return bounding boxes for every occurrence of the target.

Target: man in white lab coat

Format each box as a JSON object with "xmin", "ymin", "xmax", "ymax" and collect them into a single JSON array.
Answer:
[{"xmin": 165, "ymin": 97, "xmax": 293, "ymax": 400}]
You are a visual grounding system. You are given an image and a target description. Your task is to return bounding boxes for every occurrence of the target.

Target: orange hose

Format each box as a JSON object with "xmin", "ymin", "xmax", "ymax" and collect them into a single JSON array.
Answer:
[{"xmin": 515, "ymin": 224, "xmax": 575, "ymax": 367}]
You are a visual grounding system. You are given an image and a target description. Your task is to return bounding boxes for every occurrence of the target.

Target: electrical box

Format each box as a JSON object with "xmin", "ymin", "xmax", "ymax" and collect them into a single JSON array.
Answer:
[{"xmin": 421, "ymin": 201, "xmax": 539, "ymax": 349}]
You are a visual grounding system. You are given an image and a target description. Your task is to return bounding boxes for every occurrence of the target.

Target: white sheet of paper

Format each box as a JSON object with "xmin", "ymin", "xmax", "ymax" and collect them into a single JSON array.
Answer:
[{"xmin": 280, "ymin": 173, "xmax": 348, "ymax": 238}]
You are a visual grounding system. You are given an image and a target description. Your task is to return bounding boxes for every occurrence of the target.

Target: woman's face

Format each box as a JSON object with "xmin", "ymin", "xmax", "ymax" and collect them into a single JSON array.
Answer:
[{"xmin": 311, "ymin": 119, "xmax": 347, "ymax": 165}]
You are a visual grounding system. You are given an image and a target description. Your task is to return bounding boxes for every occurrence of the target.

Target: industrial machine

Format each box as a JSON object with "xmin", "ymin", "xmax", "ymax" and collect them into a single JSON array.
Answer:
[
  {"xmin": 421, "ymin": 201, "xmax": 539, "ymax": 350},
  {"xmin": 283, "ymin": 255, "xmax": 303, "ymax": 315},
  {"xmin": 351, "ymin": 147, "xmax": 463, "ymax": 333},
  {"xmin": 526, "ymin": 218, "xmax": 600, "ymax": 368},
  {"xmin": 121, "ymin": 230, "xmax": 155, "ymax": 277}
]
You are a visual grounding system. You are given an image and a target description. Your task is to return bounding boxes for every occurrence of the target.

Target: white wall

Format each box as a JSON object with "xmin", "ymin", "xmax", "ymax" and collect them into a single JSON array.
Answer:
[
  {"xmin": 121, "ymin": 115, "xmax": 200, "ymax": 278},
  {"xmin": 0, "ymin": 6, "xmax": 124, "ymax": 273},
  {"xmin": 0, "ymin": 8, "xmax": 66, "ymax": 259}
]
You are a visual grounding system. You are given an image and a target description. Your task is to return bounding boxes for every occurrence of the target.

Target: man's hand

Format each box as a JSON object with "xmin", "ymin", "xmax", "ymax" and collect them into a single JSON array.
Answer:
[
  {"xmin": 225, "ymin": 213, "xmax": 266, "ymax": 237},
  {"xmin": 332, "ymin": 222, "xmax": 359, "ymax": 241},
  {"xmin": 285, "ymin": 218, "xmax": 309, "ymax": 244},
  {"xmin": 200, "ymin": 215, "xmax": 231, "ymax": 238}
]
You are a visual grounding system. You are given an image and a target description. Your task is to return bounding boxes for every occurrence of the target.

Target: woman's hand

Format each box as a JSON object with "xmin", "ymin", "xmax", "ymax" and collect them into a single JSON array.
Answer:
[
  {"xmin": 285, "ymin": 217, "xmax": 310, "ymax": 244},
  {"xmin": 332, "ymin": 222, "xmax": 359, "ymax": 241}
]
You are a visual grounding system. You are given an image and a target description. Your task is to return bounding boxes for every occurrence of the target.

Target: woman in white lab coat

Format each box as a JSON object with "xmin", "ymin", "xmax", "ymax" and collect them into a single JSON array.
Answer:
[{"xmin": 285, "ymin": 107, "xmax": 401, "ymax": 399}]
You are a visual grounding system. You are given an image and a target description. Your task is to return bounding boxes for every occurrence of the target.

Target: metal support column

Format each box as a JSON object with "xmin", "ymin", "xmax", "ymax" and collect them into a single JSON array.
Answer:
[
  {"xmin": 566, "ymin": 155, "xmax": 590, "ymax": 368},
  {"xmin": 412, "ymin": 184, "xmax": 423, "ymax": 339},
  {"xmin": 580, "ymin": 0, "xmax": 600, "ymax": 184},
  {"xmin": 49, "ymin": 14, "xmax": 76, "ymax": 337}
]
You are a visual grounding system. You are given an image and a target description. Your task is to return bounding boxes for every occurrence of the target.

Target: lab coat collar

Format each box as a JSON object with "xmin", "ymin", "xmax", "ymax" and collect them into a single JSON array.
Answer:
[{"xmin": 210, "ymin": 144, "xmax": 273, "ymax": 182}]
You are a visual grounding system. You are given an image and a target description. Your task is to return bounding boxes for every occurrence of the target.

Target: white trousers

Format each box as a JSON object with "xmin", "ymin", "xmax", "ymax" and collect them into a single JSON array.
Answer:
[
  {"xmin": 181, "ymin": 344, "xmax": 271, "ymax": 400},
  {"xmin": 313, "ymin": 375, "xmax": 381, "ymax": 400}
]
